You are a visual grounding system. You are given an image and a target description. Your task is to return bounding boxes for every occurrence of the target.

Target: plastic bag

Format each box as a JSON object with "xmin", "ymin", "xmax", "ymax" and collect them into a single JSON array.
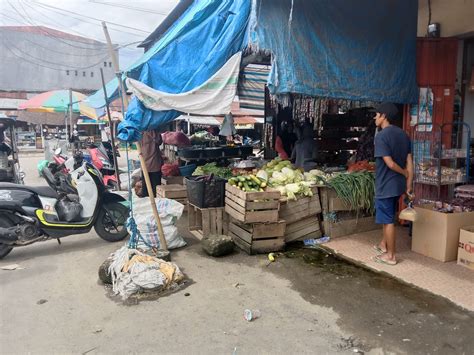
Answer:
[
  {"xmin": 161, "ymin": 131, "xmax": 191, "ymax": 147},
  {"xmin": 399, "ymin": 206, "xmax": 417, "ymax": 222},
  {"xmin": 56, "ymin": 198, "xmax": 83, "ymax": 222},
  {"xmin": 162, "ymin": 163, "xmax": 180, "ymax": 177}
]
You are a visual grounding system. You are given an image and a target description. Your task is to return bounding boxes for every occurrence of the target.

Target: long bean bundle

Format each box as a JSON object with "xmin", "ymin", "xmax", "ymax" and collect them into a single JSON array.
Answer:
[{"xmin": 327, "ymin": 171, "xmax": 375, "ymax": 214}]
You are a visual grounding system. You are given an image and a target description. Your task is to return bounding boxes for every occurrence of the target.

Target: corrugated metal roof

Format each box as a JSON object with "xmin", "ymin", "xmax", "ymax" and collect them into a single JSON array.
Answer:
[{"xmin": 0, "ymin": 26, "xmax": 104, "ymax": 45}]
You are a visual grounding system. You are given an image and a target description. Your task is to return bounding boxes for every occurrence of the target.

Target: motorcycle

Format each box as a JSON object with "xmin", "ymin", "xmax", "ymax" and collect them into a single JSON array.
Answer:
[
  {"xmin": 85, "ymin": 143, "xmax": 119, "ymax": 190},
  {"xmin": 0, "ymin": 153, "xmax": 129, "ymax": 259}
]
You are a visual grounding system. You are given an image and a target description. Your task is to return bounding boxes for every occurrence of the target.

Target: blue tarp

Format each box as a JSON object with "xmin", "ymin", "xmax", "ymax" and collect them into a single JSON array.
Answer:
[
  {"xmin": 250, "ymin": 0, "xmax": 418, "ymax": 104},
  {"xmin": 115, "ymin": 0, "xmax": 251, "ymax": 142}
]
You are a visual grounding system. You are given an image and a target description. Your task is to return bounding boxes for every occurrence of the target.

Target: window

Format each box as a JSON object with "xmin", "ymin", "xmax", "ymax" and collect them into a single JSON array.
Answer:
[
  {"xmin": 66, "ymin": 70, "xmax": 70, "ymax": 75},
  {"xmin": 109, "ymin": 62, "xmax": 112, "ymax": 67},
  {"xmin": 83, "ymin": 71, "xmax": 86, "ymax": 77},
  {"xmin": 75, "ymin": 70, "xmax": 78, "ymax": 76},
  {"xmin": 104, "ymin": 62, "xmax": 107, "ymax": 67},
  {"xmin": 91, "ymin": 71, "xmax": 94, "ymax": 78}
]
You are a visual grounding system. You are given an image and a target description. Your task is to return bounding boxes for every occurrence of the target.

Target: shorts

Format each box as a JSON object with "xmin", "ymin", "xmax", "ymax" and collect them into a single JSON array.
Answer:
[{"xmin": 375, "ymin": 196, "xmax": 400, "ymax": 224}]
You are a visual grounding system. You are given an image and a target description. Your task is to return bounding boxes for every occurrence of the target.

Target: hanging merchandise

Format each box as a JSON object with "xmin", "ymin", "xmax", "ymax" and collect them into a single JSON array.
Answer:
[{"xmin": 410, "ymin": 87, "xmax": 433, "ymax": 131}]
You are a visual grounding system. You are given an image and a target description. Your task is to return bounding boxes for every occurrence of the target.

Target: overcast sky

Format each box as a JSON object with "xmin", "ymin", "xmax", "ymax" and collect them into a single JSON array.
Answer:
[{"xmin": 0, "ymin": 0, "xmax": 179, "ymax": 69}]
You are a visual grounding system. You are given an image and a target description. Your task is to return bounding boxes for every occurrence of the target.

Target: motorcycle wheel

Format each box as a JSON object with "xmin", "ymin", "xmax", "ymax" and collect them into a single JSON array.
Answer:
[
  {"xmin": 94, "ymin": 202, "xmax": 129, "ymax": 242},
  {"xmin": 0, "ymin": 214, "xmax": 15, "ymax": 259}
]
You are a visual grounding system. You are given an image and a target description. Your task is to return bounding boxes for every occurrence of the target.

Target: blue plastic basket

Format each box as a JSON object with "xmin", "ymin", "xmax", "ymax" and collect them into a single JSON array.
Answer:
[{"xmin": 179, "ymin": 164, "xmax": 197, "ymax": 176}]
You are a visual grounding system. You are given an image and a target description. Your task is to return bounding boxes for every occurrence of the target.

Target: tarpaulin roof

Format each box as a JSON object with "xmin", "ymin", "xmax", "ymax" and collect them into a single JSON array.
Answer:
[
  {"xmin": 87, "ymin": 0, "xmax": 418, "ymax": 142},
  {"xmin": 250, "ymin": 0, "xmax": 418, "ymax": 104},
  {"xmin": 115, "ymin": 0, "xmax": 251, "ymax": 142}
]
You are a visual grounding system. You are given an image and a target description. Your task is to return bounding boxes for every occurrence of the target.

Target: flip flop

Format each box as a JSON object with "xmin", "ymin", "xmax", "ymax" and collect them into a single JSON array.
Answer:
[
  {"xmin": 372, "ymin": 255, "xmax": 397, "ymax": 266},
  {"xmin": 372, "ymin": 245, "xmax": 387, "ymax": 254}
]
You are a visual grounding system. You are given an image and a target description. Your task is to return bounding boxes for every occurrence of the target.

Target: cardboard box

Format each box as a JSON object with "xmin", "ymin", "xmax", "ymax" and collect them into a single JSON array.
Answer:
[
  {"xmin": 458, "ymin": 226, "xmax": 474, "ymax": 271},
  {"xmin": 412, "ymin": 205, "xmax": 474, "ymax": 262}
]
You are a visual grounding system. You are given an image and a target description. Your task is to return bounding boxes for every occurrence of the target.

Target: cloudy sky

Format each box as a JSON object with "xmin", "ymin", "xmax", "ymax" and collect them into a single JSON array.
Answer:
[{"xmin": 0, "ymin": 0, "xmax": 178, "ymax": 69}]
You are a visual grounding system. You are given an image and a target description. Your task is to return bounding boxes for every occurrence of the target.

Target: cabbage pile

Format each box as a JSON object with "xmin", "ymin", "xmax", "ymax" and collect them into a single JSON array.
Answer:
[{"xmin": 257, "ymin": 159, "xmax": 313, "ymax": 200}]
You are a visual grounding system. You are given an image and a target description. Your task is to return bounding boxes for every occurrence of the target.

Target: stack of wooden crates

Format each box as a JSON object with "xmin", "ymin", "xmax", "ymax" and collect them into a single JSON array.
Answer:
[
  {"xmin": 319, "ymin": 186, "xmax": 378, "ymax": 238},
  {"xmin": 279, "ymin": 186, "xmax": 323, "ymax": 243},
  {"xmin": 225, "ymin": 184, "xmax": 286, "ymax": 254}
]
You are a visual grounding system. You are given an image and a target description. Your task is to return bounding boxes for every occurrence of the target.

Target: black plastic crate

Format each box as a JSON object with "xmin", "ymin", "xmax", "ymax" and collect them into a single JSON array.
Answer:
[{"xmin": 185, "ymin": 176, "xmax": 226, "ymax": 208}]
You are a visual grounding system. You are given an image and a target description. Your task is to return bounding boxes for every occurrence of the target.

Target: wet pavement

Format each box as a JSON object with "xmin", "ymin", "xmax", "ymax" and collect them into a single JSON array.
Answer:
[{"xmin": 265, "ymin": 244, "xmax": 474, "ymax": 354}]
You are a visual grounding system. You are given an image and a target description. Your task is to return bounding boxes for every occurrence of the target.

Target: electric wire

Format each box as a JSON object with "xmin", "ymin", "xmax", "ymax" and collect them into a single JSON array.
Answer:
[
  {"xmin": 88, "ymin": 0, "xmax": 170, "ymax": 16},
  {"xmin": 30, "ymin": 0, "xmax": 150, "ymax": 33}
]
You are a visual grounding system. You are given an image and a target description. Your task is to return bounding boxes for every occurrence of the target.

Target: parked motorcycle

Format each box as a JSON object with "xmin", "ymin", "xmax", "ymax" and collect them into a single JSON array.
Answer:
[
  {"xmin": 0, "ymin": 153, "xmax": 129, "ymax": 259},
  {"xmin": 86, "ymin": 143, "xmax": 119, "ymax": 190}
]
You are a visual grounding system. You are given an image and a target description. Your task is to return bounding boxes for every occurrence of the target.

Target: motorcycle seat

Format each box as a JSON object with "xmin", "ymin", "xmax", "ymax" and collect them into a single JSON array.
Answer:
[{"xmin": 0, "ymin": 182, "xmax": 58, "ymax": 199}]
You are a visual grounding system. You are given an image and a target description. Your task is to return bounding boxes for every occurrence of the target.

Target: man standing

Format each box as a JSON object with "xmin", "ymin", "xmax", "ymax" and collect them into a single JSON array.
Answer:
[
  {"xmin": 372, "ymin": 103, "xmax": 413, "ymax": 265},
  {"xmin": 140, "ymin": 129, "xmax": 163, "ymax": 197}
]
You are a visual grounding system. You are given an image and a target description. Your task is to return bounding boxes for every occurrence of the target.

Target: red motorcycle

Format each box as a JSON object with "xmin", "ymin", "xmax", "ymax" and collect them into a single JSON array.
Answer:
[{"xmin": 86, "ymin": 143, "xmax": 119, "ymax": 190}]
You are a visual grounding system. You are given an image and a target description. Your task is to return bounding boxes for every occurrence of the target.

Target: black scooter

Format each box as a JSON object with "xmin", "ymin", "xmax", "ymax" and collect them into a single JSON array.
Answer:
[{"xmin": 0, "ymin": 153, "xmax": 129, "ymax": 259}]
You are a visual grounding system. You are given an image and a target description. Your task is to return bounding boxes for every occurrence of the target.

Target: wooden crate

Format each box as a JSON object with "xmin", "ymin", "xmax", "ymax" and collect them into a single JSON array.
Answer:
[
  {"xmin": 322, "ymin": 215, "xmax": 379, "ymax": 239},
  {"xmin": 225, "ymin": 184, "xmax": 280, "ymax": 223},
  {"xmin": 162, "ymin": 176, "xmax": 184, "ymax": 185},
  {"xmin": 188, "ymin": 203, "xmax": 228, "ymax": 240},
  {"xmin": 319, "ymin": 186, "xmax": 353, "ymax": 213},
  {"xmin": 229, "ymin": 219, "xmax": 286, "ymax": 255},
  {"xmin": 156, "ymin": 184, "xmax": 187, "ymax": 199},
  {"xmin": 285, "ymin": 216, "xmax": 322, "ymax": 243},
  {"xmin": 279, "ymin": 191, "xmax": 322, "ymax": 224}
]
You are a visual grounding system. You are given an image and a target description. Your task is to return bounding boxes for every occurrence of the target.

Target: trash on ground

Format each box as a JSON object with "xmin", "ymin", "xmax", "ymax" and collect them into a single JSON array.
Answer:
[
  {"xmin": 37, "ymin": 299, "xmax": 48, "ymax": 305},
  {"xmin": 184, "ymin": 292, "xmax": 190, "ymax": 297},
  {"xmin": 303, "ymin": 236, "xmax": 331, "ymax": 247},
  {"xmin": 268, "ymin": 253, "xmax": 275, "ymax": 262},
  {"xmin": 201, "ymin": 234, "xmax": 234, "ymax": 256},
  {"xmin": 243, "ymin": 309, "xmax": 261, "ymax": 322},
  {"xmin": 1, "ymin": 264, "xmax": 24, "ymax": 270},
  {"xmin": 107, "ymin": 245, "xmax": 185, "ymax": 300}
]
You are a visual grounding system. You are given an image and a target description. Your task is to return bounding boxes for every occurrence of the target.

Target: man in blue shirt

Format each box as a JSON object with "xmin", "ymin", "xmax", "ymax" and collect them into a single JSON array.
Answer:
[{"xmin": 372, "ymin": 103, "xmax": 413, "ymax": 265}]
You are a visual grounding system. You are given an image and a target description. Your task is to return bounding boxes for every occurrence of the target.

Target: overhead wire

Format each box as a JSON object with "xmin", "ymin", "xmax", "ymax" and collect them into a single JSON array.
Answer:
[
  {"xmin": 26, "ymin": 0, "xmax": 147, "ymax": 40},
  {"xmin": 88, "ymin": 0, "xmax": 170, "ymax": 16},
  {"xmin": 6, "ymin": 0, "xmax": 111, "ymax": 51},
  {"xmin": 30, "ymin": 0, "xmax": 151, "ymax": 33}
]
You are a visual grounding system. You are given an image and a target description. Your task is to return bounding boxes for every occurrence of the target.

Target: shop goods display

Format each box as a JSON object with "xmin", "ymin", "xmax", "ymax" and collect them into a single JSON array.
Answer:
[
  {"xmin": 432, "ymin": 198, "xmax": 474, "ymax": 213},
  {"xmin": 192, "ymin": 162, "xmax": 233, "ymax": 179},
  {"xmin": 458, "ymin": 227, "xmax": 474, "ymax": 271}
]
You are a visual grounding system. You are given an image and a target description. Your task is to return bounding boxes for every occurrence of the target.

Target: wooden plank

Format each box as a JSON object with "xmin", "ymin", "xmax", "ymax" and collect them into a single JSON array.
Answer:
[
  {"xmin": 226, "ymin": 184, "xmax": 280, "ymax": 201},
  {"xmin": 323, "ymin": 216, "xmax": 379, "ymax": 239},
  {"xmin": 246, "ymin": 200, "xmax": 280, "ymax": 211},
  {"xmin": 229, "ymin": 222, "xmax": 253, "ymax": 244},
  {"xmin": 216, "ymin": 208, "xmax": 223, "ymax": 235},
  {"xmin": 225, "ymin": 198, "xmax": 247, "ymax": 214},
  {"xmin": 162, "ymin": 176, "xmax": 184, "ymax": 185},
  {"xmin": 230, "ymin": 231, "xmax": 252, "ymax": 254},
  {"xmin": 225, "ymin": 191, "xmax": 246, "ymax": 208},
  {"xmin": 252, "ymin": 221, "xmax": 286, "ymax": 238},
  {"xmin": 156, "ymin": 184, "xmax": 187, "ymax": 199},
  {"xmin": 225, "ymin": 205, "xmax": 246, "ymax": 223},
  {"xmin": 190, "ymin": 230, "xmax": 204, "ymax": 241},
  {"xmin": 286, "ymin": 216, "xmax": 320, "ymax": 234},
  {"xmin": 242, "ymin": 210, "xmax": 279, "ymax": 224},
  {"xmin": 201, "ymin": 209, "xmax": 210, "ymax": 237},
  {"xmin": 285, "ymin": 223, "xmax": 321, "ymax": 243}
]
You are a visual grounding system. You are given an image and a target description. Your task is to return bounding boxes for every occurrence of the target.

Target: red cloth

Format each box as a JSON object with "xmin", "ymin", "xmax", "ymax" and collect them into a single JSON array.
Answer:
[
  {"xmin": 275, "ymin": 136, "xmax": 289, "ymax": 159},
  {"xmin": 162, "ymin": 163, "xmax": 180, "ymax": 177},
  {"xmin": 162, "ymin": 131, "xmax": 191, "ymax": 147}
]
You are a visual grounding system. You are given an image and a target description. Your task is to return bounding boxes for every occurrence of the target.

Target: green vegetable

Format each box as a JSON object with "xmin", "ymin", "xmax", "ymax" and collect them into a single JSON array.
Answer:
[
  {"xmin": 192, "ymin": 162, "xmax": 233, "ymax": 179},
  {"xmin": 327, "ymin": 171, "xmax": 375, "ymax": 214}
]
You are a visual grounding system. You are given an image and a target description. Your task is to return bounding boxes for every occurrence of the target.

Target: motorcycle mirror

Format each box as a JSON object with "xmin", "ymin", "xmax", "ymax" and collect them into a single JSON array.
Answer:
[{"xmin": 55, "ymin": 147, "xmax": 62, "ymax": 155}]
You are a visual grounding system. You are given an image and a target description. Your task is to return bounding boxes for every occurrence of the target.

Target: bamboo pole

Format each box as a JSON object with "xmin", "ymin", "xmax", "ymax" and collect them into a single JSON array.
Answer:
[
  {"xmin": 100, "ymin": 67, "xmax": 121, "ymax": 190},
  {"xmin": 102, "ymin": 22, "xmax": 168, "ymax": 251}
]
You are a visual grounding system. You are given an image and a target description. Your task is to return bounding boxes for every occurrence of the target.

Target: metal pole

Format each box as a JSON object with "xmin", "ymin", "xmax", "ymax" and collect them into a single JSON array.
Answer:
[
  {"xmin": 69, "ymin": 89, "xmax": 73, "ymax": 150},
  {"xmin": 100, "ymin": 67, "xmax": 121, "ymax": 190},
  {"xmin": 102, "ymin": 21, "xmax": 168, "ymax": 251}
]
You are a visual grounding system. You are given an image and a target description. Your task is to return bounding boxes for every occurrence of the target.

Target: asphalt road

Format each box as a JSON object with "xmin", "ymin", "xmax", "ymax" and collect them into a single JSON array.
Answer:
[{"xmin": 0, "ymin": 153, "xmax": 473, "ymax": 354}]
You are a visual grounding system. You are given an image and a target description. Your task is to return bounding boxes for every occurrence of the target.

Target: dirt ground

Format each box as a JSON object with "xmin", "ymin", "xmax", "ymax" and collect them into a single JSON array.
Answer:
[{"xmin": 0, "ymin": 153, "xmax": 473, "ymax": 354}]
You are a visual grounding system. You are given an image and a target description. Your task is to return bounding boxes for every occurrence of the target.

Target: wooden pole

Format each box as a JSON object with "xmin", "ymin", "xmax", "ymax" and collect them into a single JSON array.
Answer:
[
  {"xmin": 100, "ymin": 67, "xmax": 121, "ymax": 190},
  {"xmin": 102, "ymin": 22, "xmax": 168, "ymax": 251}
]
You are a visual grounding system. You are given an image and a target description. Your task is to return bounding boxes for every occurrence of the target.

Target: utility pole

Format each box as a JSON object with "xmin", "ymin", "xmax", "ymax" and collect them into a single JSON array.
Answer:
[
  {"xmin": 69, "ymin": 88, "xmax": 73, "ymax": 149},
  {"xmin": 100, "ymin": 67, "xmax": 121, "ymax": 190},
  {"xmin": 102, "ymin": 21, "xmax": 168, "ymax": 251}
]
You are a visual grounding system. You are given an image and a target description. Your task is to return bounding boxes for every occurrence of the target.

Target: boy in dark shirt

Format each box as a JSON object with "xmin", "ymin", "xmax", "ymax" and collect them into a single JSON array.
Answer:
[{"xmin": 373, "ymin": 103, "xmax": 413, "ymax": 265}]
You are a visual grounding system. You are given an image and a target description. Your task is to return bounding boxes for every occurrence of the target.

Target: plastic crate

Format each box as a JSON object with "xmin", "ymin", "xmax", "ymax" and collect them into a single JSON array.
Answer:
[
  {"xmin": 179, "ymin": 164, "xmax": 197, "ymax": 176},
  {"xmin": 185, "ymin": 176, "xmax": 226, "ymax": 208}
]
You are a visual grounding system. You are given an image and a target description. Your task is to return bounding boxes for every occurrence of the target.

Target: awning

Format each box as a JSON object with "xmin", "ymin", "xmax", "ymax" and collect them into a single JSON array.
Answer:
[{"xmin": 176, "ymin": 115, "xmax": 263, "ymax": 127}]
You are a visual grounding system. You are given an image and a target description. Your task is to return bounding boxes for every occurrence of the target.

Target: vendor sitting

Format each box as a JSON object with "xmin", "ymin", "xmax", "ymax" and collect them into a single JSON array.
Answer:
[{"xmin": 291, "ymin": 124, "xmax": 318, "ymax": 172}]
